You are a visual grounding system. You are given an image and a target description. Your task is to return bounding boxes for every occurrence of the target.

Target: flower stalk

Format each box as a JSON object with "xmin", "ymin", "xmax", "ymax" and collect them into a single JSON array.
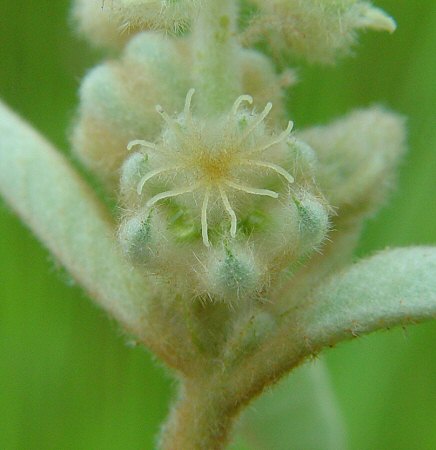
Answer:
[
  {"xmin": 192, "ymin": 0, "xmax": 241, "ymax": 114},
  {"xmin": 160, "ymin": 380, "xmax": 236, "ymax": 450}
]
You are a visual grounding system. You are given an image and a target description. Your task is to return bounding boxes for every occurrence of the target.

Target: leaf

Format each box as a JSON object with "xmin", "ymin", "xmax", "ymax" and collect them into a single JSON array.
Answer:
[
  {"xmin": 0, "ymin": 101, "xmax": 148, "ymax": 337},
  {"xmin": 231, "ymin": 359, "xmax": 346, "ymax": 450},
  {"xmin": 298, "ymin": 107, "xmax": 406, "ymax": 213},
  {"xmin": 302, "ymin": 247, "xmax": 436, "ymax": 348},
  {"xmin": 240, "ymin": 246, "xmax": 436, "ymax": 450}
]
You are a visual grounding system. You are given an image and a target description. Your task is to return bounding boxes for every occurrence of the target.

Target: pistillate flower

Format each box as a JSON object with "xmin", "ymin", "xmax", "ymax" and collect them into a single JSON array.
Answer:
[{"xmin": 127, "ymin": 90, "xmax": 294, "ymax": 246}]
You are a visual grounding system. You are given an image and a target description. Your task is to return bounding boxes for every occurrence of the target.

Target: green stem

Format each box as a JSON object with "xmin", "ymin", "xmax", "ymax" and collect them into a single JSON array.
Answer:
[
  {"xmin": 159, "ymin": 380, "xmax": 236, "ymax": 450},
  {"xmin": 192, "ymin": 0, "xmax": 241, "ymax": 115}
]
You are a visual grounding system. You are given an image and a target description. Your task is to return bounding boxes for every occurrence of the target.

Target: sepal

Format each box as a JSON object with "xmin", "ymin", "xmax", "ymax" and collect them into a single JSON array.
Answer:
[
  {"xmin": 243, "ymin": 0, "xmax": 396, "ymax": 65},
  {"xmin": 298, "ymin": 107, "xmax": 406, "ymax": 215},
  {"xmin": 202, "ymin": 244, "xmax": 263, "ymax": 302}
]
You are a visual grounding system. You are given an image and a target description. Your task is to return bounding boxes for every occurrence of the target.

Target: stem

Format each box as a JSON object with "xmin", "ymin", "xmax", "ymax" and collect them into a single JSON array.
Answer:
[
  {"xmin": 192, "ymin": 0, "xmax": 241, "ymax": 115},
  {"xmin": 159, "ymin": 380, "xmax": 236, "ymax": 450}
]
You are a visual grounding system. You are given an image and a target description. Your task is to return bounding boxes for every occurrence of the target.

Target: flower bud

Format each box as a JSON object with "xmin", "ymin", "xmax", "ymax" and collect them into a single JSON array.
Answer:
[
  {"xmin": 72, "ymin": 0, "xmax": 203, "ymax": 50},
  {"xmin": 202, "ymin": 245, "xmax": 262, "ymax": 302},
  {"xmin": 71, "ymin": 33, "xmax": 189, "ymax": 188},
  {"xmin": 254, "ymin": 188, "xmax": 329, "ymax": 269},
  {"xmin": 294, "ymin": 192, "xmax": 330, "ymax": 255},
  {"xmin": 118, "ymin": 210, "xmax": 154, "ymax": 264},
  {"xmin": 72, "ymin": 0, "xmax": 130, "ymax": 50},
  {"xmin": 108, "ymin": 0, "xmax": 201, "ymax": 33},
  {"xmin": 254, "ymin": 199, "xmax": 300, "ymax": 266},
  {"xmin": 298, "ymin": 107, "xmax": 406, "ymax": 215},
  {"xmin": 243, "ymin": 0, "xmax": 396, "ymax": 65}
]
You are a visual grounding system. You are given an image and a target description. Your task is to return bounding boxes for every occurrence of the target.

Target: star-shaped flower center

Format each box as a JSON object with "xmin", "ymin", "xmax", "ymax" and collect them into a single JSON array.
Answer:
[{"xmin": 127, "ymin": 90, "xmax": 295, "ymax": 247}]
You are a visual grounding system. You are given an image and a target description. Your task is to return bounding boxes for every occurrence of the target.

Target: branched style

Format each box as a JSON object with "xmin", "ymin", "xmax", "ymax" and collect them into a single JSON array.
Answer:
[
  {"xmin": 116, "ymin": 84, "xmax": 328, "ymax": 302},
  {"xmin": 128, "ymin": 90, "xmax": 294, "ymax": 247}
]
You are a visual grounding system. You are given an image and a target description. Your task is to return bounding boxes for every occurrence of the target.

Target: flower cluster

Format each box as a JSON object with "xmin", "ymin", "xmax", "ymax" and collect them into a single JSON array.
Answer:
[
  {"xmin": 71, "ymin": 1, "xmax": 403, "ymax": 303},
  {"xmin": 72, "ymin": 34, "xmax": 333, "ymax": 301},
  {"xmin": 118, "ymin": 88, "xmax": 329, "ymax": 300}
]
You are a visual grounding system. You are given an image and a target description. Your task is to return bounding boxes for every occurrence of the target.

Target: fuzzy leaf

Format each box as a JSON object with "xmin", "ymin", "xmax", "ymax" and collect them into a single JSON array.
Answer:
[
  {"xmin": 302, "ymin": 247, "xmax": 436, "ymax": 347},
  {"xmin": 298, "ymin": 107, "xmax": 406, "ymax": 214},
  {"xmin": 245, "ymin": 0, "xmax": 396, "ymax": 64},
  {"xmin": 232, "ymin": 360, "xmax": 346, "ymax": 450},
  {"xmin": 0, "ymin": 101, "xmax": 148, "ymax": 337}
]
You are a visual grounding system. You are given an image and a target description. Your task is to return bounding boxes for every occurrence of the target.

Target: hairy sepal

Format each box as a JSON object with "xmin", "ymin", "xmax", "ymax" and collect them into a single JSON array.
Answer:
[
  {"xmin": 298, "ymin": 107, "xmax": 406, "ymax": 216},
  {"xmin": 243, "ymin": 0, "xmax": 396, "ymax": 65}
]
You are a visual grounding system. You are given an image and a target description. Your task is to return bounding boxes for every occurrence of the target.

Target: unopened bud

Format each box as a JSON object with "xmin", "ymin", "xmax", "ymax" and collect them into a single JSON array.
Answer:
[
  {"xmin": 72, "ymin": 0, "xmax": 203, "ymax": 50},
  {"xmin": 294, "ymin": 192, "xmax": 329, "ymax": 255},
  {"xmin": 118, "ymin": 210, "xmax": 153, "ymax": 264},
  {"xmin": 72, "ymin": 33, "xmax": 189, "ymax": 189},
  {"xmin": 298, "ymin": 107, "xmax": 406, "ymax": 214},
  {"xmin": 104, "ymin": 0, "xmax": 202, "ymax": 34},
  {"xmin": 203, "ymin": 245, "xmax": 262, "ymax": 302},
  {"xmin": 72, "ymin": 0, "xmax": 132, "ymax": 50},
  {"xmin": 243, "ymin": 0, "xmax": 396, "ymax": 65}
]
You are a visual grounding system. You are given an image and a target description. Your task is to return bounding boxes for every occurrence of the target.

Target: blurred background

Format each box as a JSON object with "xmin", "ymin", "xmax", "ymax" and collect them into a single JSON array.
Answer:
[{"xmin": 0, "ymin": 1, "xmax": 435, "ymax": 448}]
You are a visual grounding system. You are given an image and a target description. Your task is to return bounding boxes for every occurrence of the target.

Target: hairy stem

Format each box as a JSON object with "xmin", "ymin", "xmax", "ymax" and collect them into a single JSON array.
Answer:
[
  {"xmin": 159, "ymin": 379, "xmax": 237, "ymax": 450},
  {"xmin": 192, "ymin": 0, "xmax": 240, "ymax": 114}
]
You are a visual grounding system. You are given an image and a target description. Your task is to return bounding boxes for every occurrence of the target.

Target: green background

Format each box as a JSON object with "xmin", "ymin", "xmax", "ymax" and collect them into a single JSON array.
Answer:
[{"xmin": 0, "ymin": 1, "xmax": 435, "ymax": 448}]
